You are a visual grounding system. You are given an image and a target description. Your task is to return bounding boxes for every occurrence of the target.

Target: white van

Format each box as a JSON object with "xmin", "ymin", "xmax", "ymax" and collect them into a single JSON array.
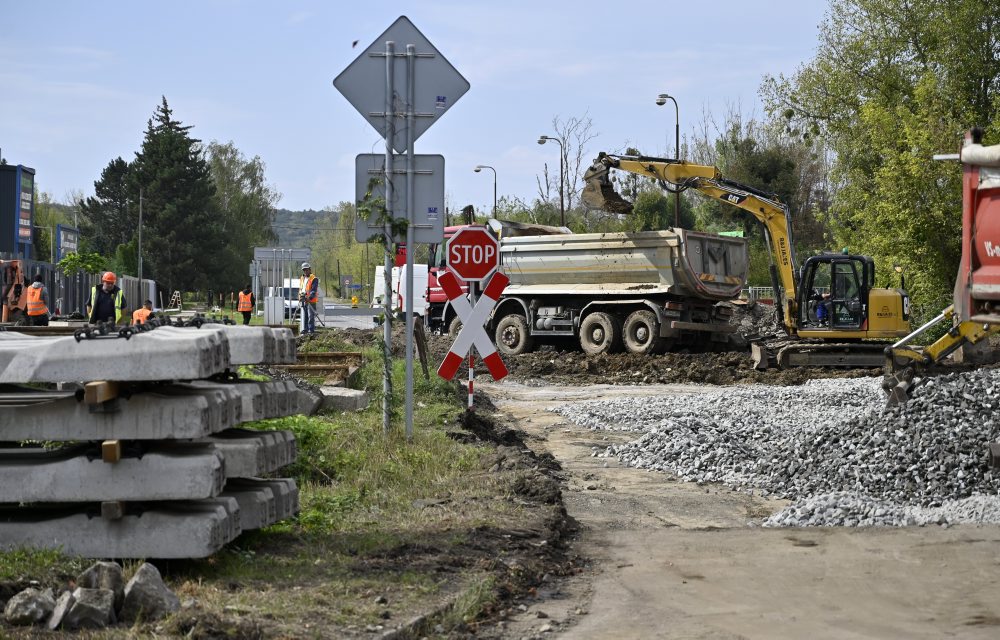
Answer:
[
  {"xmin": 266, "ymin": 279, "xmax": 301, "ymax": 318},
  {"xmin": 372, "ymin": 265, "xmax": 428, "ymax": 317}
]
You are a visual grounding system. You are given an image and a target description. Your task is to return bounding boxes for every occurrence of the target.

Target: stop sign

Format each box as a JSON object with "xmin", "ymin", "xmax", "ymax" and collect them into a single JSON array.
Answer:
[{"xmin": 446, "ymin": 227, "xmax": 499, "ymax": 283}]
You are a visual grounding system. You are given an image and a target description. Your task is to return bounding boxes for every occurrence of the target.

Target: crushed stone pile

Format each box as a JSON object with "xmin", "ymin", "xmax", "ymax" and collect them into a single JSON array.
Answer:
[{"xmin": 553, "ymin": 369, "xmax": 1000, "ymax": 527}]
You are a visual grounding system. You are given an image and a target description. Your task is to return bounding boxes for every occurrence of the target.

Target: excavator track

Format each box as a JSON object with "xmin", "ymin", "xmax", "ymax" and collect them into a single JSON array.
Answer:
[{"xmin": 751, "ymin": 337, "xmax": 886, "ymax": 370}]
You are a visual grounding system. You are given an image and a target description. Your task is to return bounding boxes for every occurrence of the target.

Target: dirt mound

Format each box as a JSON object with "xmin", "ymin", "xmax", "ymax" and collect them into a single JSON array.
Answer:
[{"xmin": 725, "ymin": 299, "xmax": 782, "ymax": 342}]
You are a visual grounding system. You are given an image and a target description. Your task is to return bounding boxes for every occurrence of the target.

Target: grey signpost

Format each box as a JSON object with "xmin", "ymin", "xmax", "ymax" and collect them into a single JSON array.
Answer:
[{"xmin": 335, "ymin": 16, "xmax": 469, "ymax": 437}]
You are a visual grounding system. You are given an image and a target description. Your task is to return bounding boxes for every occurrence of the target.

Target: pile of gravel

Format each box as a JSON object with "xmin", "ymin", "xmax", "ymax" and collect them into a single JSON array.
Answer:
[{"xmin": 553, "ymin": 369, "xmax": 1000, "ymax": 527}]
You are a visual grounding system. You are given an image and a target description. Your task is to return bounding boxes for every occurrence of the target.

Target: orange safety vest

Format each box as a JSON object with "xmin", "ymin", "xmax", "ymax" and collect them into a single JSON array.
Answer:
[
  {"xmin": 300, "ymin": 274, "xmax": 318, "ymax": 303},
  {"xmin": 132, "ymin": 308, "xmax": 152, "ymax": 325},
  {"xmin": 238, "ymin": 290, "xmax": 253, "ymax": 312},
  {"xmin": 26, "ymin": 286, "xmax": 47, "ymax": 316}
]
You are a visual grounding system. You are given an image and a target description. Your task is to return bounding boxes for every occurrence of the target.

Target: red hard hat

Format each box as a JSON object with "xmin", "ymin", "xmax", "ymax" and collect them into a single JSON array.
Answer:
[{"xmin": 102, "ymin": 272, "xmax": 117, "ymax": 284}]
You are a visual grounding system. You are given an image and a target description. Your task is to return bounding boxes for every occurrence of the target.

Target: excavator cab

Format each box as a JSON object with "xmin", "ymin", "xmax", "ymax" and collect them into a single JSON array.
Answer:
[{"xmin": 798, "ymin": 255, "xmax": 874, "ymax": 331}]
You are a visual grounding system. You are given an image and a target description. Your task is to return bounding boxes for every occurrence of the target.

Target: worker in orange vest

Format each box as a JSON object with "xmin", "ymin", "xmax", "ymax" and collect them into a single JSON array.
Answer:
[
  {"xmin": 237, "ymin": 284, "xmax": 255, "ymax": 325},
  {"xmin": 25, "ymin": 273, "xmax": 50, "ymax": 327},
  {"xmin": 132, "ymin": 300, "xmax": 154, "ymax": 325},
  {"xmin": 299, "ymin": 263, "xmax": 319, "ymax": 335}
]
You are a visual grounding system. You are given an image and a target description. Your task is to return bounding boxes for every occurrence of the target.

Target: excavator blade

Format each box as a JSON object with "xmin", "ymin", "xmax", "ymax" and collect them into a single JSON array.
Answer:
[{"xmin": 581, "ymin": 161, "xmax": 634, "ymax": 214}]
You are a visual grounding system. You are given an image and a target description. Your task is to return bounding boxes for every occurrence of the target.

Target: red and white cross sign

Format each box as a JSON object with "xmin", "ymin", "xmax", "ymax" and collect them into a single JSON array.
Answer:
[{"xmin": 437, "ymin": 270, "xmax": 509, "ymax": 381}]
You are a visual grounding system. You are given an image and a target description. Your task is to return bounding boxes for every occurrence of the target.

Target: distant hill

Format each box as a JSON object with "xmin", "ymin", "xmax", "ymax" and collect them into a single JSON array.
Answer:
[{"xmin": 273, "ymin": 208, "xmax": 338, "ymax": 248}]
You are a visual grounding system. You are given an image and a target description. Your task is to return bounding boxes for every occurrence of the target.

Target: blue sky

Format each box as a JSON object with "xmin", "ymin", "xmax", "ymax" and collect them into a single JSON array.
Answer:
[{"xmin": 2, "ymin": 1, "xmax": 827, "ymax": 217}]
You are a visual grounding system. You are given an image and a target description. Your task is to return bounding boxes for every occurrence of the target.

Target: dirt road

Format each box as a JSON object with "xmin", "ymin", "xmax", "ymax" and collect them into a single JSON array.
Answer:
[{"xmin": 481, "ymin": 381, "xmax": 1000, "ymax": 640}]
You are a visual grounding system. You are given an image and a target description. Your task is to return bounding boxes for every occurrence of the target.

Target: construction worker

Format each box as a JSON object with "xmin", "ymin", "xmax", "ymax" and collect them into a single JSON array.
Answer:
[
  {"xmin": 237, "ymin": 283, "xmax": 255, "ymax": 325},
  {"xmin": 299, "ymin": 262, "xmax": 319, "ymax": 335},
  {"xmin": 87, "ymin": 272, "xmax": 126, "ymax": 324},
  {"xmin": 26, "ymin": 273, "xmax": 50, "ymax": 327},
  {"xmin": 132, "ymin": 300, "xmax": 154, "ymax": 325}
]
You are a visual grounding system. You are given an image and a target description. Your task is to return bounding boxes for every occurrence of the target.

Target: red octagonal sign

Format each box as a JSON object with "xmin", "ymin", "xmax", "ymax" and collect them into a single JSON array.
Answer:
[{"xmin": 446, "ymin": 226, "xmax": 499, "ymax": 283}]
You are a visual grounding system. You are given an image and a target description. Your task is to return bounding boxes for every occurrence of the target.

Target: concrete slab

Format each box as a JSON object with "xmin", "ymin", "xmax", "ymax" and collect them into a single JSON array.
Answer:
[
  {"xmin": 0, "ymin": 330, "xmax": 230, "ymax": 383},
  {"xmin": 0, "ymin": 498, "xmax": 241, "ymax": 559},
  {"xmin": 202, "ymin": 429, "xmax": 297, "ymax": 478},
  {"xmin": 249, "ymin": 478, "xmax": 299, "ymax": 520},
  {"xmin": 220, "ymin": 483, "xmax": 275, "ymax": 530},
  {"xmin": 0, "ymin": 384, "xmax": 242, "ymax": 441},
  {"xmin": 320, "ymin": 386, "xmax": 370, "ymax": 412},
  {"xmin": 0, "ymin": 443, "xmax": 225, "ymax": 502},
  {"xmin": 152, "ymin": 326, "xmax": 295, "ymax": 365}
]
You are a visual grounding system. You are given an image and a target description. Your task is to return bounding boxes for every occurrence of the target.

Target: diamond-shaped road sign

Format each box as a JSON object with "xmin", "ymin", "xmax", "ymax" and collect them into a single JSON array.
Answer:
[
  {"xmin": 355, "ymin": 153, "xmax": 445, "ymax": 244},
  {"xmin": 334, "ymin": 16, "xmax": 470, "ymax": 154}
]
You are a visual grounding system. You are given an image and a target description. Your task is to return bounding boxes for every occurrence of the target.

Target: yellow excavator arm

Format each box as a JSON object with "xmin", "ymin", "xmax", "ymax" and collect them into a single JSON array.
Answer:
[{"xmin": 582, "ymin": 153, "xmax": 799, "ymax": 332}]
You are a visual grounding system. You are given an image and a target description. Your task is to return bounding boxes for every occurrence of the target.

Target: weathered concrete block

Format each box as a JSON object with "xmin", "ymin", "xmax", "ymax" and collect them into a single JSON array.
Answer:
[
  {"xmin": 0, "ymin": 329, "xmax": 230, "ymax": 383},
  {"xmin": 4, "ymin": 587, "xmax": 55, "ymax": 625},
  {"xmin": 202, "ymin": 429, "xmax": 297, "ymax": 478},
  {"xmin": 0, "ymin": 500, "xmax": 241, "ymax": 559},
  {"xmin": 76, "ymin": 562, "xmax": 124, "ymax": 612},
  {"xmin": 0, "ymin": 383, "xmax": 242, "ymax": 441},
  {"xmin": 295, "ymin": 387, "xmax": 323, "ymax": 416},
  {"xmin": 0, "ymin": 443, "xmax": 225, "ymax": 502},
  {"xmin": 320, "ymin": 386, "xmax": 370, "ymax": 412},
  {"xmin": 221, "ymin": 483, "xmax": 275, "ymax": 530},
  {"xmin": 119, "ymin": 563, "xmax": 180, "ymax": 623}
]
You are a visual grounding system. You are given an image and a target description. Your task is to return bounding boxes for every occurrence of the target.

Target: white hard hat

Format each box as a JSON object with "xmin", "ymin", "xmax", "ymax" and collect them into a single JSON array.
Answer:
[{"xmin": 301, "ymin": 262, "xmax": 311, "ymax": 270}]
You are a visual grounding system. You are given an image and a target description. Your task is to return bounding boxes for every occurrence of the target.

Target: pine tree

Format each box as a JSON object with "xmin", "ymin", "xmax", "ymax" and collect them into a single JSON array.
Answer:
[
  {"xmin": 129, "ymin": 97, "xmax": 224, "ymax": 294},
  {"xmin": 78, "ymin": 157, "xmax": 133, "ymax": 255}
]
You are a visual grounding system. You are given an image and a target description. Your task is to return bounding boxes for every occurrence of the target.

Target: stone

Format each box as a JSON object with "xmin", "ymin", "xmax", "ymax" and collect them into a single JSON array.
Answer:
[
  {"xmin": 119, "ymin": 563, "xmax": 180, "ymax": 623},
  {"xmin": 47, "ymin": 590, "xmax": 74, "ymax": 630},
  {"xmin": 77, "ymin": 561, "xmax": 125, "ymax": 612},
  {"xmin": 4, "ymin": 587, "xmax": 55, "ymax": 625},
  {"xmin": 320, "ymin": 386, "xmax": 370, "ymax": 412},
  {"xmin": 64, "ymin": 587, "xmax": 115, "ymax": 629}
]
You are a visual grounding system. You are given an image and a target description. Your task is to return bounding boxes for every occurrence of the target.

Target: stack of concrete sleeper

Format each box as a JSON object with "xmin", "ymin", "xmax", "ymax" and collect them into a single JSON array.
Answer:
[{"xmin": 0, "ymin": 324, "xmax": 306, "ymax": 558}]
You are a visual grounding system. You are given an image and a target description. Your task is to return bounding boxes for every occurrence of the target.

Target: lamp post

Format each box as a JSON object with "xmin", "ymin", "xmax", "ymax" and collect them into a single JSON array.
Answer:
[
  {"xmin": 537, "ymin": 135, "xmax": 565, "ymax": 227},
  {"xmin": 473, "ymin": 165, "xmax": 497, "ymax": 217},
  {"xmin": 655, "ymin": 93, "xmax": 681, "ymax": 227}
]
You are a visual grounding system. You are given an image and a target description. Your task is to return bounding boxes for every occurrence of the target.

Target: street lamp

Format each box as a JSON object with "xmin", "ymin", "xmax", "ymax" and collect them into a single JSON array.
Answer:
[
  {"xmin": 656, "ymin": 93, "xmax": 681, "ymax": 227},
  {"xmin": 473, "ymin": 165, "xmax": 497, "ymax": 217},
  {"xmin": 537, "ymin": 135, "xmax": 565, "ymax": 227}
]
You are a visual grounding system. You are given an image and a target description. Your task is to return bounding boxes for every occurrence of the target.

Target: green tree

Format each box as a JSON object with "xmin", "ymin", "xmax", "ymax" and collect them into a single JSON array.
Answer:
[
  {"xmin": 205, "ymin": 141, "xmax": 281, "ymax": 288},
  {"xmin": 78, "ymin": 157, "xmax": 133, "ymax": 255},
  {"xmin": 128, "ymin": 97, "xmax": 225, "ymax": 294},
  {"xmin": 761, "ymin": 0, "xmax": 1000, "ymax": 312}
]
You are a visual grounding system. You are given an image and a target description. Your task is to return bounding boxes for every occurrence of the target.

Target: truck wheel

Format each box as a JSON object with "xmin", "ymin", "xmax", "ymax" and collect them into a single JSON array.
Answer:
[
  {"xmin": 496, "ymin": 314, "xmax": 534, "ymax": 356},
  {"xmin": 579, "ymin": 312, "xmax": 623, "ymax": 355},
  {"xmin": 624, "ymin": 310, "xmax": 666, "ymax": 355},
  {"xmin": 448, "ymin": 316, "xmax": 462, "ymax": 337}
]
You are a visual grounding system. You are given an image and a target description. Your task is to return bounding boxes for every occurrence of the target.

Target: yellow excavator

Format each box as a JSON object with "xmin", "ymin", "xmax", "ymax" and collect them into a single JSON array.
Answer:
[{"xmin": 582, "ymin": 153, "xmax": 912, "ymax": 368}]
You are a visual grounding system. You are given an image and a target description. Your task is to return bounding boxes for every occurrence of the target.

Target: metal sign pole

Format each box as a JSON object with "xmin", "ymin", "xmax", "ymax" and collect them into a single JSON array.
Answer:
[
  {"xmin": 382, "ymin": 40, "xmax": 395, "ymax": 436},
  {"xmin": 404, "ymin": 43, "xmax": 416, "ymax": 440}
]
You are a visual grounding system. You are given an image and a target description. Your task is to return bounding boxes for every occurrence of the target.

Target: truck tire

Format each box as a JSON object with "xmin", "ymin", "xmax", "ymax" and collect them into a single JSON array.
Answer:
[
  {"xmin": 623, "ymin": 309, "xmax": 667, "ymax": 355},
  {"xmin": 448, "ymin": 316, "xmax": 462, "ymax": 338},
  {"xmin": 579, "ymin": 312, "xmax": 623, "ymax": 355},
  {"xmin": 496, "ymin": 314, "xmax": 534, "ymax": 356}
]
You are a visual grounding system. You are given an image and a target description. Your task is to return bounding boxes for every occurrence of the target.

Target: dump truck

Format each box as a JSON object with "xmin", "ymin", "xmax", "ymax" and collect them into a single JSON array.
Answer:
[{"xmin": 485, "ymin": 223, "xmax": 749, "ymax": 356}]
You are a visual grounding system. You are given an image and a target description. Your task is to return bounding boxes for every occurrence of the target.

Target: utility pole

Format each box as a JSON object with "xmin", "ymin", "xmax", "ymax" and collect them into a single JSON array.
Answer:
[{"xmin": 138, "ymin": 188, "xmax": 144, "ymax": 282}]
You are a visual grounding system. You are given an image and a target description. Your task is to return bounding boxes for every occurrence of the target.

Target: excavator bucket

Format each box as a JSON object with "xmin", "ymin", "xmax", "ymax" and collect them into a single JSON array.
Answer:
[{"xmin": 581, "ymin": 161, "xmax": 634, "ymax": 214}]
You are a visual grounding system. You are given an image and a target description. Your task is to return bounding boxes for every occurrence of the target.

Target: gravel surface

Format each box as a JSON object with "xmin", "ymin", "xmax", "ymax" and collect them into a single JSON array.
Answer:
[{"xmin": 554, "ymin": 369, "xmax": 1000, "ymax": 527}]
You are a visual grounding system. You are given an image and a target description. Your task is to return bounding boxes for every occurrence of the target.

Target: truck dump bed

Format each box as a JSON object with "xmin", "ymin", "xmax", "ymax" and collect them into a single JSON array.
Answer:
[{"xmin": 499, "ymin": 229, "xmax": 748, "ymax": 301}]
